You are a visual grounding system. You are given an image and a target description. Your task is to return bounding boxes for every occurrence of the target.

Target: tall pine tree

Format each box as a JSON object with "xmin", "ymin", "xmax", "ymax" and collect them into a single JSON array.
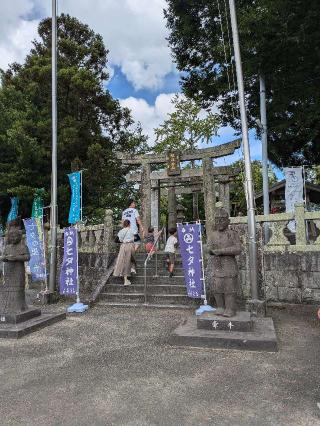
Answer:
[{"xmin": 0, "ymin": 14, "xmax": 147, "ymax": 223}]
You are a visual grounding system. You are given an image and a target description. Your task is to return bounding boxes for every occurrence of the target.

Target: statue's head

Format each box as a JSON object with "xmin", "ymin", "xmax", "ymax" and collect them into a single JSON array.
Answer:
[
  {"xmin": 215, "ymin": 207, "xmax": 230, "ymax": 231},
  {"xmin": 6, "ymin": 218, "xmax": 22, "ymax": 245}
]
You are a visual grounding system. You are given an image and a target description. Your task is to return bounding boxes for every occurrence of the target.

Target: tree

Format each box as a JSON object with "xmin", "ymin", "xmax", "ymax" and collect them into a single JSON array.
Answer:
[
  {"xmin": 154, "ymin": 94, "xmax": 220, "ymax": 152},
  {"xmin": 164, "ymin": 1, "xmax": 320, "ymax": 167},
  {"xmin": 230, "ymin": 160, "xmax": 277, "ymax": 215},
  {"xmin": 154, "ymin": 94, "xmax": 220, "ymax": 219},
  {"xmin": 0, "ymin": 14, "xmax": 147, "ymax": 224}
]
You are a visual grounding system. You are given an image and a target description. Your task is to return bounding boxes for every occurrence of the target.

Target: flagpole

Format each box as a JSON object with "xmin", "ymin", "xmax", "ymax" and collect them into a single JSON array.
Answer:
[
  {"xmin": 229, "ymin": 0, "xmax": 259, "ymax": 301},
  {"xmin": 48, "ymin": 0, "xmax": 58, "ymax": 296}
]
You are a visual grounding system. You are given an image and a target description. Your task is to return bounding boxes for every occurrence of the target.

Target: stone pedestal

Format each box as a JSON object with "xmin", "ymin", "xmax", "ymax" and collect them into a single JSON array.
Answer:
[
  {"xmin": 0, "ymin": 312, "xmax": 66, "ymax": 339},
  {"xmin": 197, "ymin": 311, "xmax": 253, "ymax": 332},
  {"xmin": 0, "ymin": 307, "xmax": 41, "ymax": 324},
  {"xmin": 168, "ymin": 310, "xmax": 278, "ymax": 352}
]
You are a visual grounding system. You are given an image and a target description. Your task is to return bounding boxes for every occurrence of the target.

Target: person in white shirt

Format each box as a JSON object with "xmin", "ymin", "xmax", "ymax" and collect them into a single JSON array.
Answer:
[
  {"xmin": 122, "ymin": 199, "xmax": 144, "ymax": 254},
  {"xmin": 164, "ymin": 227, "xmax": 178, "ymax": 278},
  {"xmin": 113, "ymin": 220, "xmax": 136, "ymax": 286}
]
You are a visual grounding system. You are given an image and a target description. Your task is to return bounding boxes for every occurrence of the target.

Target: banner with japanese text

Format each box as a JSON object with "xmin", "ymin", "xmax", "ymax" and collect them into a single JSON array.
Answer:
[
  {"xmin": 7, "ymin": 197, "xmax": 19, "ymax": 223},
  {"xmin": 59, "ymin": 226, "xmax": 78, "ymax": 295},
  {"xmin": 32, "ymin": 190, "xmax": 44, "ymax": 241},
  {"xmin": 68, "ymin": 172, "xmax": 81, "ymax": 224},
  {"xmin": 284, "ymin": 167, "xmax": 304, "ymax": 232},
  {"xmin": 177, "ymin": 223, "xmax": 203, "ymax": 298},
  {"xmin": 23, "ymin": 218, "xmax": 46, "ymax": 282}
]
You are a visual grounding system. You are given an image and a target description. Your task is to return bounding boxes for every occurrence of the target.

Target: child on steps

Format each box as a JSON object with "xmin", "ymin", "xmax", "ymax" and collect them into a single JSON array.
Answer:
[{"xmin": 164, "ymin": 228, "xmax": 178, "ymax": 278}]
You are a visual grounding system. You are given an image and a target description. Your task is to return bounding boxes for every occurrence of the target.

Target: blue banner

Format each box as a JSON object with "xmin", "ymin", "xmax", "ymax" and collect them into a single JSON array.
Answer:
[
  {"xmin": 177, "ymin": 223, "xmax": 203, "ymax": 299},
  {"xmin": 59, "ymin": 227, "xmax": 78, "ymax": 295},
  {"xmin": 7, "ymin": 197, "xmax": 19, "ymax": 223},
  {"xmin": 68, "ymin": 172, "xmax": 81, "ymax": 224},
  {"xmin": 23, "ymin": 218, "xmax": 46, "ymax": 282}
]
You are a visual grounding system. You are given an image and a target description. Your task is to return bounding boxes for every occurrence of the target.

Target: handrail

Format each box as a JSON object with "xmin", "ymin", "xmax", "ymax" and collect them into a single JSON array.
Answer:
[{"xmin": 144, "ymin": 227, "xmax": 164, "ymax": 305}]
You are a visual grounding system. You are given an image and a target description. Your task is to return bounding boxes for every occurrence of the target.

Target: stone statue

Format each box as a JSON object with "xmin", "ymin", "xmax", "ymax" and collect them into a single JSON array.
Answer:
[
  {"xmin": 0, "ymin": 220, "xmax": 30, "ymax": 314},
  {"xmin": 206, "ymin": 207, "xmax": 241, "ymax": 317}
]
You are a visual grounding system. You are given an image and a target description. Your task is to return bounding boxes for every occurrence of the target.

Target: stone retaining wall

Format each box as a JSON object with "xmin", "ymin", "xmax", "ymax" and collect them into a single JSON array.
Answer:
[{"xmin": 263, "ymin": 252, "xmax": 320, "ymax": 304}]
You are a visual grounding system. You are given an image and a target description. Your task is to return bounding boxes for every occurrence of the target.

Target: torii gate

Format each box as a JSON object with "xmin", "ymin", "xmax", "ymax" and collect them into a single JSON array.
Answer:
[{"xmin": 117, "ymin": 139, "xmax": 240, "ymax": 242}]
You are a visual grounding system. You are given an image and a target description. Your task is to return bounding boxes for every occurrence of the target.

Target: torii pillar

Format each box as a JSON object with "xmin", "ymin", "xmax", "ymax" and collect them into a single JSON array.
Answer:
[
  {"xmin": 202, "ymin": 157, "xmax": 216, "ymax": 244},
  {"xmin": 140, "ymin": 162, "xmax": 151, "ymax": 230}
]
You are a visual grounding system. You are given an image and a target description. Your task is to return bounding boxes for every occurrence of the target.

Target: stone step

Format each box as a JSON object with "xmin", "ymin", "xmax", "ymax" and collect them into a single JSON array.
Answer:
[
  {"xmin": 104, "ymin": 284, "xmax": 187, "ymax": 295},
  {"xmin": 134, "ymin": 255, "xmax": 182, "ymax": 262},
  {"xmin": 108, "ymin": 276, "xmax": 185, "ymax": 285},
  {"xmin": 96, "ymin": 302, "xmax": 194, "ymax": 310},
  {"xmin": 136, "ymin": 261, "xmax": 182, "ymax": 269},
  {"xmin": 99, "ymin": 292, "xmax": 198, "ymax": 306}
]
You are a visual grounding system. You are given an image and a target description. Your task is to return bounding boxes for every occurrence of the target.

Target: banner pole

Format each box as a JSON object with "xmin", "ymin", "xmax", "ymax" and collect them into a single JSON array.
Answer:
[
  {"xmin": 49, "ymin": 0, "xmax": 58, "ymax": 297},
  {"xmin": 80, "ymin": 170, "xmax": 83, "ymax": 223},
  {"xmin": 41, "ymin": 214, "xmax": 48, "ymax": 292},
  {"xmin": 197, "ymin": 220, "xmax": 207, "ymax": 305},
  {"xmin": 195, "ymin": 222, "xmax": 215, "ymax": 315}
]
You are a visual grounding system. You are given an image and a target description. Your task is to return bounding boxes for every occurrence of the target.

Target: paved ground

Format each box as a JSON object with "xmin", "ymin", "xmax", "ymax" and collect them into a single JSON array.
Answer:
[{"xmin": 0, "ymin": 304, "xmax": 319, "ymax": 426}]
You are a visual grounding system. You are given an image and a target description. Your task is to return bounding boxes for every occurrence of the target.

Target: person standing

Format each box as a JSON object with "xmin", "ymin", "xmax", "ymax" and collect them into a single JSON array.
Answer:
[
  {"xmin": 164, "ymin": 227, "xmax": 178, "ymax": 278},
  {"xmin": 122, "ymin": 199, "xmax": 144, "ymax": 253},
  {"xmin": 113, "ymin": 220, "xmax": 135, "ymax": 286}
]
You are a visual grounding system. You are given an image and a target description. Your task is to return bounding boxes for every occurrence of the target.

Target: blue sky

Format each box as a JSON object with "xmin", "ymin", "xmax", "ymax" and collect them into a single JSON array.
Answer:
[{"xmin": 0, "ymin": 0, "xmax": 280, "ymax": 175}]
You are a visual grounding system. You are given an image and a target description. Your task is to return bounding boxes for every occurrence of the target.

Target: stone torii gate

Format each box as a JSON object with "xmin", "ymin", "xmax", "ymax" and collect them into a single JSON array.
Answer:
[
  {"xmin": 117, "ymin": 139, "xmax": 240, "ymax": 242},
  {"xmin": 127, "ymin": 165, "xmax": 239, "ymax": 225}
]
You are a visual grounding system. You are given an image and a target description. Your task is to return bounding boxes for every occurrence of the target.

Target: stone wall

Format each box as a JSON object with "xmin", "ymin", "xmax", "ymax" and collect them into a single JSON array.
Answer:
[
  {"xmin": 264, "ymin": 252, "xmax": 320, "ymax": 304},
  {"xmin": 229, "ymin": 204, "xmax": 320, "ymax": 304}
]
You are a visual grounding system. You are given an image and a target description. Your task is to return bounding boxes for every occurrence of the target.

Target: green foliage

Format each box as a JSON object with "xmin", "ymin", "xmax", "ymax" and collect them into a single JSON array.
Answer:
[
  {"xmin": 230, "ymin": 160, "xmax": 277, "ymax": 215},
  {"xmin": 165, "ymin": 0, "xmax": 320, "ymax": 167},
  {"xmin": 0, "ymin": 14, "xmax": 147, "ymax": 224},
  {"xmin": 154, "ymin": 94, "xmax": 220, "ymax": 153}
]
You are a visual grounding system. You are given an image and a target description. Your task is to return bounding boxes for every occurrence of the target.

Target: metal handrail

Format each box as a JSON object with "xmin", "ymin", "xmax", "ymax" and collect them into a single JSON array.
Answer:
[{"xmin": 144, "ymin": 227, "xmax": 164, "ymax": 305}]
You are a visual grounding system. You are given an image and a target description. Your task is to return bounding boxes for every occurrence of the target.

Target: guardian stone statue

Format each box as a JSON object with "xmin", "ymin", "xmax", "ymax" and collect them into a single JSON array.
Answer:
[
  {"xmin": 0, "ymin": 220, "xmax": 30, "ymax": 315},
  {"xmin": 206, "ymin": 207, "xmax": 241, "ymax": 317}
]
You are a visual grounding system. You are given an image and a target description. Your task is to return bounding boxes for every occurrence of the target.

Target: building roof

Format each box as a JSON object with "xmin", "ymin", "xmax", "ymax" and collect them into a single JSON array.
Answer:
[{"xmin": 255, "ymin": 179, "xmax": 320, "ymax": 200}]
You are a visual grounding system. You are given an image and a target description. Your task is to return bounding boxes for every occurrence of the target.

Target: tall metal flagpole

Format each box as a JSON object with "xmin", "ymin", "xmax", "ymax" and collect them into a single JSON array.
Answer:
[
  {"xmin": 49, "ymin": 0, "xmax": 58, "ymax": 295},
  {"xmin": 260, "ymin": 75, "xmax": 270, "ymax": 241},
  {"xmin": 229, "ymin": 0, "xmax": 258, "ymax": 300}
]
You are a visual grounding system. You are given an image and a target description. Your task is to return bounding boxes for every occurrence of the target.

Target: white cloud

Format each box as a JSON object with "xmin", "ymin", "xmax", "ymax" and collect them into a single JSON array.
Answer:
[
  {"xmin": 0, "ymin": 1, "xmax": 174, "ymax": 90},
  {"xmin": 35, "ymin": 0, "xmax": 175, "ymax": 91},
  {"xmin": 0, "ymin": 2, "xmax": 39, "ymax": 70},
  {"xmin": 120, "ymin": 93, "xmax": 176, "ymax": 144}
]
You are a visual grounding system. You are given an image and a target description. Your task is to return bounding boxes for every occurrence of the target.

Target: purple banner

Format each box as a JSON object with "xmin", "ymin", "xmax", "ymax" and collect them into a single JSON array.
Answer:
[
  {"xmin": 59, "ymin": 227, "xmax": 78, "ymax": 295},
  {"xmin": 23, "ymin": 218, "xmax": 46, "ymax": 282},
  {"xmin": 177, "ymin": 223, "xmax": 203, "ymax": 298}
]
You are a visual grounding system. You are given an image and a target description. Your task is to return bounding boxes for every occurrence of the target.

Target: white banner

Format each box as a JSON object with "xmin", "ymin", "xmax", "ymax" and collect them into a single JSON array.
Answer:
[{"xmin": 284, "ymin": 167, "xmax": 304, "ymax": 232}]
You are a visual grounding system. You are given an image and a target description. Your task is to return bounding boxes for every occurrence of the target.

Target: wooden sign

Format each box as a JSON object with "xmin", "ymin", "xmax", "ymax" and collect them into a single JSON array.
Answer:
[{"xmin": 167, "ymin": 151, "xmax": 181, "ymax": 176}]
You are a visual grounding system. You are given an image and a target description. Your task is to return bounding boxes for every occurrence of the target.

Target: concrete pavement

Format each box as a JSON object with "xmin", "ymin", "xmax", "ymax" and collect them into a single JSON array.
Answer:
[{"xmin": 0, "ymin": 304, "xmax": 319, "ymax": 425}]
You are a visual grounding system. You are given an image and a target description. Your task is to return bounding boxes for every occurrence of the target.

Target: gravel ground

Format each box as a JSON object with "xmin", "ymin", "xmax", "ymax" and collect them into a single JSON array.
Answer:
[{"xmin": 0, "ymin": 304, "xmax": 319, "ymax": 426}]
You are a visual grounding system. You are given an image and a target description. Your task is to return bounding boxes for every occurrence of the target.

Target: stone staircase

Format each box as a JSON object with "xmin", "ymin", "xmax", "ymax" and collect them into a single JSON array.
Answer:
[{"xmin": 98, "ymin": 253, "xmax": 200, "ymax": 309}]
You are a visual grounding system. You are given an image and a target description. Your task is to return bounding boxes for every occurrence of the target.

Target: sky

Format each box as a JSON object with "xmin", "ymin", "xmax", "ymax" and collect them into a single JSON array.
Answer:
[{"xmin": 0, "ymin": 0, "xmax": 265, "ymax": 168}]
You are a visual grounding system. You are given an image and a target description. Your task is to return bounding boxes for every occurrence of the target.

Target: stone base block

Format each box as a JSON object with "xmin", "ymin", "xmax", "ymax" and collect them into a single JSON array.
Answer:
[
  {"xmin": 197, "ymin": 311, "xmax": 252, "ymax": 332},
  {"xmin": 246, "ymin": 299, "xmax": 266, "ymax": 317},
  {"xmin": 168, "ymin": 316, "xmax": 278, "ymax": 352},
  {"xmin": 0, "ymin": 307, "xmax": 41, "ymax": 324},
  {"xmin": 0, "ymin": 312, "xmax": 66, "ymax": 339}
]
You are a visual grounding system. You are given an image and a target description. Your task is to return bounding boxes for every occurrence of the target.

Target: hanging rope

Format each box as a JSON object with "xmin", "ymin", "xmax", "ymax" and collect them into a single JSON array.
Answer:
[
  {"xmin": 223, "ymin": 0, "xmax": 238, "ymax": 111},
  {"xmin": 216, "ymin": 0, "xmax": 249, "ymax": 212},
  {"xmin": 216, "ymin": 0, "xmax": 236, "ymax": 121}
]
